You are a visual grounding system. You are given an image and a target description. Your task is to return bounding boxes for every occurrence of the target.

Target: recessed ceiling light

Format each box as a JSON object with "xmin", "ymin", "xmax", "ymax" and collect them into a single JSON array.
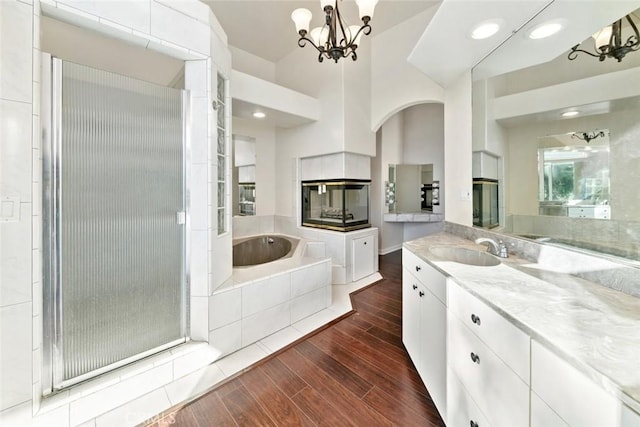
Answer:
[
  {"xmin": 528, "ymin": 19, "xmax": 566, "ymax": 39},
  {"xmin": 469, "ymin": 19, "xmax": 503, "ymax": 40},
  {"xmin": 561, "ymin": 111, "xmax": 579, "ymax": 117},
  {"xmin": 252, "ymin": 112, "xmax": 266, "ymax": 119}
]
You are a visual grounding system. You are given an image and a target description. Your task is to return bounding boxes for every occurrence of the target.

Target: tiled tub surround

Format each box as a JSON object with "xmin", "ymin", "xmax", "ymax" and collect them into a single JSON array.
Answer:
[
  {"xmin": 404, "ymin": 230, "xmax": 640, "ymax": 414},
  {"xmin": 210, "ymin": 235, "xmax": 333, "ymax": 359}
]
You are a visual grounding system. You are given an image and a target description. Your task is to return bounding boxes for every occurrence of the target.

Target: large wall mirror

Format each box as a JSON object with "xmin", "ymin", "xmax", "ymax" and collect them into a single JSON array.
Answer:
[
  {"xmin": 232, "ymin": 135, "xmax": 256, "ymax": 216},
  {"xmin": 538, "ymin": 130, "xmax": 610, "ymax": 218},
  {"xmin": 388, "ymin": 164, "xmax": 437, "ymax": 213},
  {"xmin": 472, "ymin": 6, "xmax": 640, "ymax": 264}
]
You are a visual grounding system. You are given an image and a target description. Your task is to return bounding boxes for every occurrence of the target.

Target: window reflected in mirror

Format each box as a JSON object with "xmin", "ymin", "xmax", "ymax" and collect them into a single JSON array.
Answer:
[{"xmin": 538, "ymin": 130, "xmax": 610, "ymax": 219}]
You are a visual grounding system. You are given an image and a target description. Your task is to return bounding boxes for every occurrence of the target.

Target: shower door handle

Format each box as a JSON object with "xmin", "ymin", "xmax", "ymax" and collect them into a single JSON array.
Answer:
[{"xmin": 176, "ymin": 211, "xmax": 186, "ymax": 225}]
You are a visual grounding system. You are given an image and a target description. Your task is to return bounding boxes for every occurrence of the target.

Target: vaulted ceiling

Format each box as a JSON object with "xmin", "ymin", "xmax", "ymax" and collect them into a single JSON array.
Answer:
[{"xmin": 203, "ymin": 0, "xmax": 440, "ymax": 63}]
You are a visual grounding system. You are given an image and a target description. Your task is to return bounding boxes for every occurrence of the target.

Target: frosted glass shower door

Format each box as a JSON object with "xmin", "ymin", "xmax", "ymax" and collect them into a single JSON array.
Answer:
[{"xmin": 44, "ymin": 58, "xmax": 188, "ymax": 390}]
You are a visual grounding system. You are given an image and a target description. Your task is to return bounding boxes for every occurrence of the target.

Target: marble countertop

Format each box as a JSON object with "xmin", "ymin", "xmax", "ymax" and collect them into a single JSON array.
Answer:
[
  {"xmin": 404, "ymin": 232, "xmax": 640, "ymax": 413},
  {"xmin": 383, "ymin": 212, "xmax": 444, "ymax": 223}
]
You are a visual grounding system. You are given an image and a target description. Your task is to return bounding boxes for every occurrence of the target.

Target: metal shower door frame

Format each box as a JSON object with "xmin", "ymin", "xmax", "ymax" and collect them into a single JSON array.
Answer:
[{"xmin": 41, "ymin": 54, "xmax": 190, "ymax": 394}]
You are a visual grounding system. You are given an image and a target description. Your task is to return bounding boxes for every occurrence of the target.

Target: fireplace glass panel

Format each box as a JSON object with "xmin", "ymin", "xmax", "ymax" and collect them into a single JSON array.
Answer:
[{"xmin": 302, "ymin": 180, "xmax": 370, "ymax": 231}]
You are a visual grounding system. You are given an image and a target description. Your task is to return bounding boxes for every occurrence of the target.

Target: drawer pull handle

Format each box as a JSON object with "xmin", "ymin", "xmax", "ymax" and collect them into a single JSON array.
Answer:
[
  {"xmin": 471, "ymin": 313, "xmax": 481, "ymax": 325},
  {"xmin": 412, "ymin": 284, "xmax": 418, "ymax": 290},
  {"xmin": 419, "ymin": 291, "xmax": 425, "ymax": 297},
  {"xmin": 470, "ymin": 352, "xmax": 480, "ymax": 364},
  {"xmin": 415, "ymin": 265, "xmax": 421, "ymax": 272},
  {"xmin": 470, "ymin": 421, "xmax": 479, "ymax": 427}
]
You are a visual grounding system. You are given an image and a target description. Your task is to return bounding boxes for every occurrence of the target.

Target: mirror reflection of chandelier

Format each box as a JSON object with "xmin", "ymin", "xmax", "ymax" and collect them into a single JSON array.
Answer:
[
  {"xmin": 571, "ymin": 130, "xmax": 607, "ymax": 143},
  {"xmin": 568, "ymin": 12, "xmax": 639, "ymax": 62},
  {"xmin": 291, "ymin": 0, "xmax": 378, "ymax": 63}
]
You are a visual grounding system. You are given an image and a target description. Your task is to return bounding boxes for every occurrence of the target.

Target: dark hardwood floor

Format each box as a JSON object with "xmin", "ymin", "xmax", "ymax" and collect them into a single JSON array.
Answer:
[{"xmin": 149, "ymin": 251, "xmax": 446, "ymax": 427}]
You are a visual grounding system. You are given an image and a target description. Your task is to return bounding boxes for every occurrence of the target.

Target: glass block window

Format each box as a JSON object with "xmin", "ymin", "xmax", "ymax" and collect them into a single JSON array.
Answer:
[{"xmin": 216, "ymin": 72, "xmax": 228, "ymax": 235}]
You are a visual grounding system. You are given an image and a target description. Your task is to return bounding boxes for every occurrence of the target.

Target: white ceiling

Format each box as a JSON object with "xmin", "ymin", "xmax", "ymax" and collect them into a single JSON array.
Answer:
[
  {"xmin": 203, "ymin": 0, "xmax": 440, "ymax": 63},
  {"xmin": 410, "ymin": 0, "xmax": 640, "ymax": 86}
]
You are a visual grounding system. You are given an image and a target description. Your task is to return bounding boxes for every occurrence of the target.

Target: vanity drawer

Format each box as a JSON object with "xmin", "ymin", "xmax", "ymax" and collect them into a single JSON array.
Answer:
[
  {"xmin": 448, "ymin": 314, "xmax": 529, "ymax": 427},
  {"xmin": 402, "ymin": 248, "xmax": 446, "ymax": 304},
  {"xmin": 447, "ymin": 368, "xmax": 491, "ymax": 427},
  {"xmin": 448, "ymin": 281, "xmax": 530, "ymax": 383}
]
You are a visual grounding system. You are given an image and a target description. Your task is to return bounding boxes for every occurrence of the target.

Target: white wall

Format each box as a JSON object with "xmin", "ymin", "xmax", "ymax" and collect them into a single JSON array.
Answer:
[
  {"xmin": 229, "ymin": 45, "xmax": 275, "ymax": 83},
  {"xmin": 375, "ymin": 113, "xmax": 404, "ymax": 253},
  {"xmin": 402, "ymin": 103, "xmax": 444, "ymax": 162},
  {"xmin": 40, "ymin": 16, "xmax": 185, "ymax": 87},
  {"xmin": 370, "ymin": 5, "xmax": 444, "ymax": 131},
  {"xmin": 401, "ymin": 103, "xmax": 445, "ymax": 215},
  {"xmin": 444, "ymin": 71, "xmax": 473, "ymax": 226},
  {"xmin": 344, "ymin": 41, "xmax": 375, "ymax": 157},
  {"xmin": 0, "ymin": 0, "xmax": 36, "ymax": 413}
]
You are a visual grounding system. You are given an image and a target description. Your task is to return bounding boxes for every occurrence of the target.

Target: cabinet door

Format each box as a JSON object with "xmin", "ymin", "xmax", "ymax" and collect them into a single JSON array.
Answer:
[
  {"xmin": 531, "ymin": 392, "xmax": 569, "ymax": 427},
  {"xmin": 532, "ymin": 340, "xmax": 632, "ymax": 427},
  {"xmin": 622, "ymin": 405, "xmax": 640, "ymax": 427},
  {"xmin": 447, "ymin": 368, "xmax": 491, "ymax": 427},
  {"xmin": 402, "ymin": 269, "xmax": 421, "ymax": 363},
  {"xmin": 352, "ymin": 235, "xmax": 374, "ymax": 281},
  {"xmin": 419, "ymin": 284, "xmax": 447, "ymax": 420}
]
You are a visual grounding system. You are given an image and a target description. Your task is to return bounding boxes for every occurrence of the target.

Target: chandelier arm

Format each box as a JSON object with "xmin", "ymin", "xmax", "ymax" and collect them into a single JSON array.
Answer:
[
  {"xmin": 626, "ymin": 14, "xmax": 640, "ymax": 48},
  {"xmin": 350, "ymin": 49, "xmax": 357, "ymax": 61},
  {"xmin": 568, "ymin": 44, "xmax": 603, "ymax": 60},
  {"xmin": 348, "ymin": 24, "xmax": 371, "ymax": 46},
  {"xmin": 334, "ymin": 2, "xmax": 349, "ymax": 47},
  {"xmin": 298, "ymin": 36, "xmax": 326, "ymax": 55}
]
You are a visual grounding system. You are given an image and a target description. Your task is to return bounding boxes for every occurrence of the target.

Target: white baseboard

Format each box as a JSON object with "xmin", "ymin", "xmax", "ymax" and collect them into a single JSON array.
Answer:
[{"xmin": 379, "ymin": 244, "xmax": 402, "ymax": 255}]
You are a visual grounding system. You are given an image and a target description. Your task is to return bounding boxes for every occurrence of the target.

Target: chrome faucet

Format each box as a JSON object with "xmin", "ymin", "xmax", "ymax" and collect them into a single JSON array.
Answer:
[{"xmin": 475, "ymin": 237, "xmax": 508, "ymax": 258}]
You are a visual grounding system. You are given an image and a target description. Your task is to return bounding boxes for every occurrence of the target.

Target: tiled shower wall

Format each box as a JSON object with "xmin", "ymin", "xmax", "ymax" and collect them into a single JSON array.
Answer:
[
  {"xmin": 1, "ymin": 0, "xmax": 234, "ymax": 424},
  {"xmin": 0, "ymin": 0, "xmax": 38, "ymax": 412}
]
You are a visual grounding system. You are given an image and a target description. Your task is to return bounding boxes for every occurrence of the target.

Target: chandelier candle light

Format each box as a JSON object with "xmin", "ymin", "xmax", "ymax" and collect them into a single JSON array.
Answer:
[
  {"xmin": 291, "ymin": 0, "xmax": 378, "ymax": 63},
  {"xmin": 568, "ymin": 12, "xmax": 639, "ymax": 62}
]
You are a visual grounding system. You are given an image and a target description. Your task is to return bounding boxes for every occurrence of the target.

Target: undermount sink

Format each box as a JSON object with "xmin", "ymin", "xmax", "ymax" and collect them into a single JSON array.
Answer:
[{"xmin": 429, "ymin": 246, "xmax": 501, "ymax": 267}]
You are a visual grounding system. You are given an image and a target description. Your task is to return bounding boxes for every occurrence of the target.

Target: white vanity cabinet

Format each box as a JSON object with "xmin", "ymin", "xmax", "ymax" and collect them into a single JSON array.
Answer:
[
  {"xmin": 567, "ymin": 205, "xmax": 610, "ymax": 219},
  {"xmin": 352, "ymin": 235, "xmax": 375, "ymax": 281},
  {"xmin": 447, "ymin": 281, "xmax": 530, "ymax": 427},
  {"xmin": 532, "ymin": 340, "xmax": 640, "ymax": 427},
  {"xmin": 401, "ymin": 248, "xmax": 447, "ymax": 421}
]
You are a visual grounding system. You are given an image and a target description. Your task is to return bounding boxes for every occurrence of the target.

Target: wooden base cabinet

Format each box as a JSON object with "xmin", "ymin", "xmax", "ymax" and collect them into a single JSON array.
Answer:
[{"xmin": 401, "ymin": 249, "xmax": 447, "ymax": 422}]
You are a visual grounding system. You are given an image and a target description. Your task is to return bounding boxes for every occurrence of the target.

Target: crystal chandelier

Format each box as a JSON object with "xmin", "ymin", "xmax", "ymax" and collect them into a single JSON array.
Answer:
[
  {"xmin": 291, "ymin": 0, "xmax": 378, "ymax": 63},
  {"xmin": 568, "ymin": 13, "xmax": 639, "ymax": 62}
]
